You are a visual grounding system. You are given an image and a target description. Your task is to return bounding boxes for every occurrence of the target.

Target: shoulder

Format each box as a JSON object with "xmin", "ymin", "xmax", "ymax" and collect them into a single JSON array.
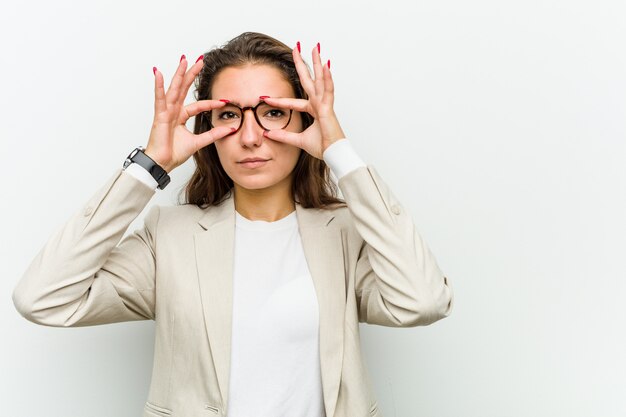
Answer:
[
  {"xmin": 144, "ymin": 203, "xmax": 207, "ymax": 234},
  {"xmin": 158, "ymin": 203, "xmax": 205, "ymax": 219},
  {"xmin": 324, "ymin": 204, "xmax": 363, "ymax": 243},
  {"xmin": 327, "ymin": 204, "xmax": 350, "ymax": 225}
]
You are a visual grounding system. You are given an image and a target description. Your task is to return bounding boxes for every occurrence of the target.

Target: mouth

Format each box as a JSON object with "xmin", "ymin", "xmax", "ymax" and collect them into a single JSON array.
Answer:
[{"xmin": 238, "ymin": 159, "xmax": 270, "ymax": 168}]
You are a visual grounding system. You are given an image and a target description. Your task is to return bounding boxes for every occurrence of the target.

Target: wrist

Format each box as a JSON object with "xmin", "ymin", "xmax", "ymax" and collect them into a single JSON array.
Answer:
[
  {"xmin": 144, "ymin": 148, "xmax": 174, "ymax": 174},
  {"xmin": 321, "ymin": 118, "xmax": 346, "ymax": 154}
]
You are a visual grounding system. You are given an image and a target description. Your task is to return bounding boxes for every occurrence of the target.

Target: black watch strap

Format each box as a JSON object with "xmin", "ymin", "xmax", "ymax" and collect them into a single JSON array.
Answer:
[{"xmin": 123, "ymin": 147, "xmax": 171, "ymax": 190}]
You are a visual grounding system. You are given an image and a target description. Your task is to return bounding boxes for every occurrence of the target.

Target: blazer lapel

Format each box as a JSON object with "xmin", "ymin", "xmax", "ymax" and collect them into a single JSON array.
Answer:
[
  {"xmin": 296, "ymin": 203, "xmax": 346, "ymax": 417},
  {"xmin": 194, "ymin": 194, "xmax": 236, "ymax": 410},
  {"xmin": 194, "ymin": 193, "xmax": 346, "ymax": 417}
]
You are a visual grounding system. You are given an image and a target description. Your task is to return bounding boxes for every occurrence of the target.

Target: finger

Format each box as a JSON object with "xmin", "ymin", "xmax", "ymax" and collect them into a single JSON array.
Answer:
[
  {"xmin": 261, "ymin": 97, "xmax": 310, "ymax": 113},
  {"xmin": 179, "ymin": 99, "xmax": 227, "ymax": 124},
  {"xmin": 311, "ymin": 44, "xmax": 324, "ymax": 97},
  {"xmin": 153, "ymin": 67, "xmax": 167, "ymax": 115},
  {"xmin": 177, "ymin": 55, "xmax": 205, "ymax": 106},
  {"xmin": 165, "ymin": 57, "xmax": 189, "ymax": 107},
  {"xmin": 321, "ymin": 61, "xmax": 334, "ymax": 107},
  {"xmin": 263, "ymin": 128, "xmax": 302, "ymax": 148},
  {"xmin": 292, "ymin": 45, "xmax": 316, "ymax": 98},
  {"xmin": 194, "ymin": 125, "xmax": 237, "ymax": 150}
]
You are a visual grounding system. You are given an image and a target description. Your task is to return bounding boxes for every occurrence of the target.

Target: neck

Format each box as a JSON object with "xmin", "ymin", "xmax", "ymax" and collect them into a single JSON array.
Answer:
[{"xmin": 233, "ymin": 177, "xmax": 295, "ymax": 222}]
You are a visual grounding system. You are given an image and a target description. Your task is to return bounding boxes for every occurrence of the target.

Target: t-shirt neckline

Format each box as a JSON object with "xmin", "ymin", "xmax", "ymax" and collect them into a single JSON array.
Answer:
[{"xmin": 235, "ymin": 210, "xmax": 297, "ymax": 231}]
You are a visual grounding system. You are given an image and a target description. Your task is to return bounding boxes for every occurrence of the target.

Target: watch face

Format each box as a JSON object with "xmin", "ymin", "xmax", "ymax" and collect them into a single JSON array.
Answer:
[{"xmin": 123, "ymin": 147, "xmax": 143, "ymax": 168}]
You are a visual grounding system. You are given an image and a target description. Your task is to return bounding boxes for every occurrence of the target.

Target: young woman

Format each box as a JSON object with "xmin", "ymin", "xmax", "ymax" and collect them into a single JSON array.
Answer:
[{"xmin": 13, "ymin": 32, "xmax": 453, "ymax": 417}]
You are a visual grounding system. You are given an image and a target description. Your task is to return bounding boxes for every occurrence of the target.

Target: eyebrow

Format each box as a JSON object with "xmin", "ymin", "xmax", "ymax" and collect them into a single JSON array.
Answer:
[{"xmin": 221, "ymin": 100, "xmax": 266, "ymax": 108}]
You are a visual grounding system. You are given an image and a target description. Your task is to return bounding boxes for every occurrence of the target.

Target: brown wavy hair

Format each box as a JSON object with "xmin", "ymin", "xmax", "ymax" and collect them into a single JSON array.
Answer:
[{"xmin": 177, "ymin": 32, "xmax": 347, "ymax": 210}]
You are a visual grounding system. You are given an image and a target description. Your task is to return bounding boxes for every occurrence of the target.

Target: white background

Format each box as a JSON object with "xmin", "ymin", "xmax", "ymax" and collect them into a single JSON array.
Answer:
[{"xmin": 1, "ymin": 0, "xmax": 625, "ymax": 416}]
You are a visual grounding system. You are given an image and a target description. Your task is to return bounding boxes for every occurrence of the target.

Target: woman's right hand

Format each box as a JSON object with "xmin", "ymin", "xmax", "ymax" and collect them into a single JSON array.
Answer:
[{"xmin": 144, "ymin": 55, "xmax": 235, "ymax": 173}]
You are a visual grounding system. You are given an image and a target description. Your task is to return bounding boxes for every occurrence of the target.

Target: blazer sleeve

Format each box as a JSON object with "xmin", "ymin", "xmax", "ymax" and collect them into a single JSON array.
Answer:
[
  {"xmin": 12, "ymin": 168, "xmax": 159, "ymax": 327},
  {"xmin": 337, "ymin": 165, "xmax": 454, "ymax": 327}
]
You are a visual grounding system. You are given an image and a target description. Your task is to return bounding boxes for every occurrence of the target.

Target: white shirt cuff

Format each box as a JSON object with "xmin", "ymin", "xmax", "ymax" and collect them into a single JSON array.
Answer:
[
  {"xmin": 322, "ymin": 138, "xmax": 366, "ymax": 181},
  {"xmin": 123, "ymin": 162, "xmax": 159, "ymax": 190}
]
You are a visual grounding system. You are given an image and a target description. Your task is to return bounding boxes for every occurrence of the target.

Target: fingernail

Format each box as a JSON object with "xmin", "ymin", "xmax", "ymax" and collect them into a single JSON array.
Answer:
[
  {"xmin": 219, "ymin": 99, "xmax": 230, "ymax": 103},
  {"xmin": 317, "ymin": 42, "xmax": 320, "ymax": 54},
  {"xmin": 263, "ymin": 130, "xmax": 269, "ymax": 137},
  {"xmin": 180, "ymin": 54, "xmax": 186, "ymax": 63},
  {"xmin": 327, "ymin": 59, "xmax": 331, "ymax": 69},
  {"xmin": 296, "ymin": 41, "xmax": 301, "ymax": 53},
  {"xmin": 230, "ymin": 128, "xmax": 237, "ymax": 133},
  {"xmin": 195, "ymin": 55, "xmax": 204, "ymax": 64},
  {"xmin": 259, "ymin": 95, "xmax": 270, "ymax": 100},
  {"xmin": 153, "ymin": 66, "xmax": 157, "ymax": 75}
]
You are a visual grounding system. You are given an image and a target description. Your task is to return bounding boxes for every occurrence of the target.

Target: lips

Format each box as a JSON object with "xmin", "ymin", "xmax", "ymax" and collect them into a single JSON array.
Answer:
[
  {"xmin": 238, "ymin": 159, "xmax": 269, "ymax": 169},
  {"xmin": 238, "ymin": 158, "xmax": 269, "ymax": 163}
]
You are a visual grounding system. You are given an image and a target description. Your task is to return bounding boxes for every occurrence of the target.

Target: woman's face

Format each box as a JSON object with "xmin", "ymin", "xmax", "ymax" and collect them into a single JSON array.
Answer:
[{"xmin": 211, "ymin": 64, "xmax": 303, "ymax": 193}]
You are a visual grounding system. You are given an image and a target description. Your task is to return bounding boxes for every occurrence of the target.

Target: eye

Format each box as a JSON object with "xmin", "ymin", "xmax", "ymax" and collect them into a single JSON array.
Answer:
[
  {"xmin": 263, "ymin": 108, "xmax": 286, "ymax": 119},
  {"xmin": 217, "ymin": 111, "xmax": 240, "ymax": 120}
]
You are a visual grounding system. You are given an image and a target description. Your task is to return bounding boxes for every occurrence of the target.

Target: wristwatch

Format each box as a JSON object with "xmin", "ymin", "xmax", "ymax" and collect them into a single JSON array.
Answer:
[{"xmin": 123, "ymin": 147, "xmax": 171, "ymax": 190}]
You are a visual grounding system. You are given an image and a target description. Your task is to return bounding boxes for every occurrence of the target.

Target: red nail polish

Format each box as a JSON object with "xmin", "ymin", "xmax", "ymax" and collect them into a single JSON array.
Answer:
[
  {"xmin": 195, "ymin": 55, "xmax": 204, "ymax": 64},
  {"xmin": 219, "ymin": 99, "xmax": 230, "ymax": 103},
  {"xmin": 259, "ymin": 95, "xmax": 270, "ymax": 99},
  {"xmin": 327, "ymin": 60, "xmax": 330, "ymax": 69},
  {"xmin": 317, "ymin": 43, "xmax": 320, "ymax": 54},
  {"xmin": 180, "ymin": 54, "xmax": 186, "ymax": 63},
  {"xmin": 297, "ymin": 41, "xmax": 301, "ymax": 53},
  {"xmin": 153, "ymin": 66, "xmax": 157, "ymax": 75}
]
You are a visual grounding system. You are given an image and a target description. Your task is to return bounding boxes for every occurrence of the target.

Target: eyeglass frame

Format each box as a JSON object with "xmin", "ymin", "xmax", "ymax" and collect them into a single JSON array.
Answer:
[{"xmin": 204, "ymin": 100, "xmax": 294, "ymax": 133}]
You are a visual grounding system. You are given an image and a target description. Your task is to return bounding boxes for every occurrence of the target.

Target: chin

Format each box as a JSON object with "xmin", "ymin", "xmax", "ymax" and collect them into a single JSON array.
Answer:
[{"xmin": 231, "ymin": 172, "xmax": 289, "ymax": 191}]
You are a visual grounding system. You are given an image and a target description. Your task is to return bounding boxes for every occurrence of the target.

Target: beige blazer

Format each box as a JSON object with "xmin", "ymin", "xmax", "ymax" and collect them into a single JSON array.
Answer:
[{"xmin": 13, "ymin": 164, "xmax": 453, "ymax": 417}]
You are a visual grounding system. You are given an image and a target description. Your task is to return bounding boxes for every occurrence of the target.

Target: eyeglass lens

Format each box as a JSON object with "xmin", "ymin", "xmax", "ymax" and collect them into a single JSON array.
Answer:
[{"xmin": 210, "ymin": 103, "xmax": 291, "ymax": 131}]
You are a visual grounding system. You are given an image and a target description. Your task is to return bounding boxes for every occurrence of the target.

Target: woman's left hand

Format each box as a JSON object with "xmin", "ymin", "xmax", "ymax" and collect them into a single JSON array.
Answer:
[{"xmin": 262, "ymin": 42, "xmax": 346, "ymax": 160}]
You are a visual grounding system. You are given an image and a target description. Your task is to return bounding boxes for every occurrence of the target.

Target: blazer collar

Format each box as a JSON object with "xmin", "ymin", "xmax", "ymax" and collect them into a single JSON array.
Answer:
[{"xmin": 194, "ymin": 192, "xmax": 345, "ymax": 417}]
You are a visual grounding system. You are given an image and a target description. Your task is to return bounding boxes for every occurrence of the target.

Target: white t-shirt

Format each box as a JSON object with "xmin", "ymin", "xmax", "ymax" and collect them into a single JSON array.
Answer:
[{"xmin": 228, "ymin": 209, "xmax": 324, "ymax": 416}]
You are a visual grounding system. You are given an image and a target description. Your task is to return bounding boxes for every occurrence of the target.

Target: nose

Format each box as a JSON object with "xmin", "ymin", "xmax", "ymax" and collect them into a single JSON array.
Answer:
[{"xmin": 238, "ymin": 108, "xmax": 263, "ymax": 148}]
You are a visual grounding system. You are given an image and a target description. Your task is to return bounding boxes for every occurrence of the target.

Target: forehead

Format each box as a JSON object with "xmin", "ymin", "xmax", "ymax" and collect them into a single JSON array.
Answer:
[{"xmin": 211, "ymin": 64, "xmax": 294, "ymax": 105}]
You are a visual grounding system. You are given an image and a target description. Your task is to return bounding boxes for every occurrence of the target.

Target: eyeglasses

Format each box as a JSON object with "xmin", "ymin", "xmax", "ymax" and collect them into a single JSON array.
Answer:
[{"xmin": 205, "ymin": 100, "xmax": 293, "ymax": 133}]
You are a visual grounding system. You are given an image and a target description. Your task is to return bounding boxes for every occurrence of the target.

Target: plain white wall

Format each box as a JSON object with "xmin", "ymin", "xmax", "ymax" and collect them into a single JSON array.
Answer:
[{"xmin": 1, "ymin": 0, "xmax": 625, "ymax": 416}]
